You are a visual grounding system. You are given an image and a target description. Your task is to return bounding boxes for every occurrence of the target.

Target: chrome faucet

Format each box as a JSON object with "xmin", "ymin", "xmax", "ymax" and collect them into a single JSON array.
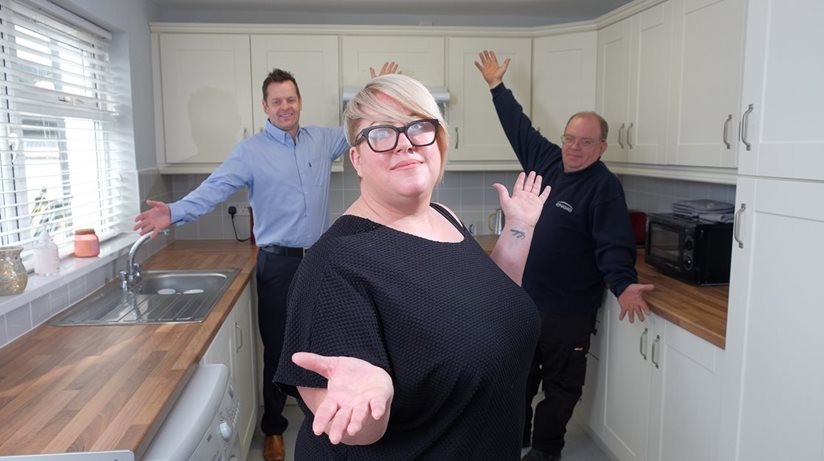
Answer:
[{"xmin": 121, "ymin": 230, "xmax": 169, "ymax": 290}]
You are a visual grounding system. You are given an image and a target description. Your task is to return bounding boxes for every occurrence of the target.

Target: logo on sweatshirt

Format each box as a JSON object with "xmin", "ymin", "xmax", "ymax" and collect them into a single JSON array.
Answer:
[{"xmin": 555, "ymin": 201, "xmax": 573, "ymax": 213}]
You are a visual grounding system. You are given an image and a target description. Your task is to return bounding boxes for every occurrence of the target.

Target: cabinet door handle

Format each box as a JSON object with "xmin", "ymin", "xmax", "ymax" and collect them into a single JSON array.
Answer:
[
  {"xmin": 722, "ymin": 114, "xmax": 732, "ymax": 149},
  {"xmin": 618, "ymin": 123, "xmax": 625, "ymax": 149},
  {"xmin": 243, "ymin": 128, "xmax": 249, "ymax": 139},
  {"xmin": 651, "ymin": 334, "xmax": 661, "ymax": 369},
  {"xmin": 740, "ymin": 104, "xmax": 754, "ymax": 151},
  {"xmin": 234, "ymin": 322, "xmax": 242, "ymax": 352},
  {"xmin": 640, "ymin": 327, "xmax": 648, "ymax": 360},
  {"xmin": 626, "ymin": 122, "xmax": 634, "ymax": 149},
  {"xmin": 733, "ymin": 203, "xmax": 746, "ymax": 249},
  {"xmin": 454, "ymin": 127, "xmax": 460, "ymax": 149}
]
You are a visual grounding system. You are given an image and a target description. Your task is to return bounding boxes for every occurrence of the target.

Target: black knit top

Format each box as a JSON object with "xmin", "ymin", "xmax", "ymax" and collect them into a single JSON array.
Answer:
[{"xmin": 275, "ymin": 206, "xmax": 540, "ymax": 460}]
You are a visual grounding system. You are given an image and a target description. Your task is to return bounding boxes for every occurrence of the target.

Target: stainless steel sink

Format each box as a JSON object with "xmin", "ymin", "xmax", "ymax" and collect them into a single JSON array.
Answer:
[{"xmin": 50, "ymin": 269, "xmax": 239, "ymax": 326}]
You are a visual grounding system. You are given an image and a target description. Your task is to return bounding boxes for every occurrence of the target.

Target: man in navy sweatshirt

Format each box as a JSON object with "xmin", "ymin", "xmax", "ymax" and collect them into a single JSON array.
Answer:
[{"xmin": 475, "ymin": 50, "xmax": 654, "ymax": 461}]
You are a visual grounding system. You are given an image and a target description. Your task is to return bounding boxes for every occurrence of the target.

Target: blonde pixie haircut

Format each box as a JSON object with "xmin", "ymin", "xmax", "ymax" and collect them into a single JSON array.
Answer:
[{"xmin": 343, "ymin": 74, "xmax": 449, "ymax": 181}]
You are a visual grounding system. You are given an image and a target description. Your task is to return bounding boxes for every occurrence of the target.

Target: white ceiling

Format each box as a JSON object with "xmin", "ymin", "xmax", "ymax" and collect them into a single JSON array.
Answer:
[{"xmin": 150, "ymin": 0, "xmax": 635, "ymax": 27}]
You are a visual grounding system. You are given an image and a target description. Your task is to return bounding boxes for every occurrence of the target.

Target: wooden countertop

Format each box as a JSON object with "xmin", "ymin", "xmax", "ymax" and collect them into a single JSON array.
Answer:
[
  {"xmin": 0, "ymin": 235, "xmax": 728, "ymax": 457},
  {"xmin": 473, "ymin": 234, "xmax": 728, "ymax": 349},
  {"xmin": 0, "ymin": 240, "xmax": 258, "ymax": 457}
]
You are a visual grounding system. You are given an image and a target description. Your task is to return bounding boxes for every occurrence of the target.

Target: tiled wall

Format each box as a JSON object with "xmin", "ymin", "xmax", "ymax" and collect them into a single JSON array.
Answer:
[
  {"xmin": 621, "ymin": 175, "xmax": 736, "ymax": 214},
  {"xmin": 164, "ymin": 161, "xmax": 523, "ymax": 239},
  {"xmin": 162, "ymin": 166, "xmax": 736, "ymax": 240}
]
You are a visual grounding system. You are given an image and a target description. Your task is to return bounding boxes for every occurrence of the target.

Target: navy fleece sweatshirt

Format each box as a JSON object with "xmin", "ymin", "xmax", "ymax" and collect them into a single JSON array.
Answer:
[{"xmin": 490, "ymin": 83, "xmax": 638, "ymax": 315}]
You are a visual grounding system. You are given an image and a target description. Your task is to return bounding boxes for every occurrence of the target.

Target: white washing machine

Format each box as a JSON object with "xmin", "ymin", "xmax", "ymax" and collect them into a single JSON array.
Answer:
[{"xmin": 144, "ymin": 363, "xmax": 241, "ymax": 461}]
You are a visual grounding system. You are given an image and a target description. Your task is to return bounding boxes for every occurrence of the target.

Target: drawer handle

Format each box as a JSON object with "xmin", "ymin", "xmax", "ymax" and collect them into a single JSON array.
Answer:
[
  {"xmin": 626, "ymin": 122, "xmax": 634, "ymax": 149},
  {"xmin": 734, "ymin": 203, "xmax": 746, "ymax": 249},
  {"xmin": 454, "ymin": 126, "xmax": 460, "ymax": 149},
  {"xmin": 722, "ymin": 114, "xmax": 732, "ymax": 149},
  {"xmin": 640, "ymin": 327, "xmax": 648, "ymax": 360},
  {"xmin": 651, "ymin": 334, "xmax": 660, "ymax": 369},
  {"xmin": 618, "ymin": 123, "xmax": 625, "ymax": 149},
  {"xmin": 740, "ymin": 104, "xmax": 754, "ymax": 151},
  {"xmin": 234, "ymin": 322, "xmax": 242, "ymax": 352}
]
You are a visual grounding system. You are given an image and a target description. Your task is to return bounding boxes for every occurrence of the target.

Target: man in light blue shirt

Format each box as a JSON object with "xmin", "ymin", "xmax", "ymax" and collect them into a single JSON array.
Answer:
[{"xmin": 134, "ymin": 65, "xmax": 396, "ymax": 461}]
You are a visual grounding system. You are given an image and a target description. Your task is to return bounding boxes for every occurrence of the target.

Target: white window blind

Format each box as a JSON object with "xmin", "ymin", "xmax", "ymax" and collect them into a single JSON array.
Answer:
[{"xmin": 0, "ymin": 0, "xmax": 131, "ymax": 258}]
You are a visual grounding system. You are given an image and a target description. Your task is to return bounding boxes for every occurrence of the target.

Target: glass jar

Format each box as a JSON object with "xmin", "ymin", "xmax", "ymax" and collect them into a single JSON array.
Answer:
[
  {"xmin": 0, "ymin": 246, "xmax": 28, "ymax": 296},
  {"xmin": 74, "ymin": 228, "xmax": 100, "ymax": 257}
]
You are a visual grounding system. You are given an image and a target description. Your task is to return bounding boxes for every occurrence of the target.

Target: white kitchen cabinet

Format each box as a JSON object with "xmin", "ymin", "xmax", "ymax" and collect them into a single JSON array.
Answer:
[
  {"xmin": 572, "ymin": 307, "xmax": 606, "ymax": 440},
  {"xmin": 596, "ymin": 18, "xmax": 632, "ymax": 163},
  {"xmin": 667, "ymin": 0, "xmax": 746, "ymax": 169},
  {"xmin": 153, "ymin": 31, "xmax": 343, "ymax": 173},
  {"xmin": 341, "ymin": 35, "xmax": 445, "ymax": 88},
  {"xmin": 719, "ymin": 178, "xmax": 824, "ymax": 460},
  {"xmin": 154, "ymin": 33, "xmax": 254, "ymax": 168},
  {"xmin": 599, "ymin": 293, "xmax": 724, "ymax": 461},
  {"xmin": 597, "ymin": 2, "xmax": 671, "ymax": 166},
  {"xmin": 711, "ymin": 4, "xmax": 824, "ymax": 457},
  {"xmin": 648, "ymin": 314, "xmax": 725, "ymax": 461},
  {"xmin": 602, "ymin": 295, "xmax": 654, "ymax": 461},
  {"xmin": 250, "ymin": 35, "xmax": 341, "ymax": 132},
  {"xmin": 231, "ymin": 284, "xmax": 257, "ymax": 458},
  {"xmin": 446, "ymin": 36, "xmax": 531, "ymax": 170},
  {"xmin": 202, "ymin": 283, "xmax": 257, "ymax": 459},
  {"xmin": 532, "ymin": 31, "xmax": 597, "ymax": 143},
  {"xmin": 735, "ymin": 0, "xmax": 824, "ymax": 181}
]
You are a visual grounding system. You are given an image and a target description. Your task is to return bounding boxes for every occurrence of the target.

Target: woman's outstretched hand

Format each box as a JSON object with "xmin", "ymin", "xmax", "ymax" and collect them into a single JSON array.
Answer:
[
  {"xmin": 493, "ymin": 171, "xmax": 551, "ymax": 232},
  {"xmin": 293, "ymin": 352, "xmax": 394, "ymax": 445}
]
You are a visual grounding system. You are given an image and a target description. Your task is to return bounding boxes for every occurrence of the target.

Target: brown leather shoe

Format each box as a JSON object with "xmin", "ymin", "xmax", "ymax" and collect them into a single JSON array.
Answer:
[{"xmin": 263, "ymin": 434, "xmax": 285, "ymax": 461}]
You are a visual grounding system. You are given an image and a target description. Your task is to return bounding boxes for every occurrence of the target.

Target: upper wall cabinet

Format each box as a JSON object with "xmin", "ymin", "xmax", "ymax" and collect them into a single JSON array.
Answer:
[
  {"xmin": 735, "ymin": 0, "xmax": 824, "ymax": 181},
  {"xmin": 250, "ymin": 35, "xmax": 341, "ymax": 133},
  {"xmin": 447, "ymin": 37, "xmax": 532, "ymax": 170},
  {"xmin": 341, "ymin": 35, "xmax": 445, "ymax": 88},
  {"xmin": 155, "ymin": 33, "xmax": 254, "ymax": 168},
  {"xmin": 532, "ymin": 31, "xmax": 597, "ymax": 144},
  {"xmin": 667, "ymin": 0, "xmax": 746, "ymax": 169},
  {"xmin": 597, "ymin": 2, "xmax": 672, "ymax": 166},
  {"xmin": 153, "ymin": 31, "xmax": 342, "ymax": 173}
]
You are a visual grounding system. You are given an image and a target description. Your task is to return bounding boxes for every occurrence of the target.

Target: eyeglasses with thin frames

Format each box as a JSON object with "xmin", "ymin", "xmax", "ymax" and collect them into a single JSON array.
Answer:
[
  {"xmin": 561, "ymin": 134, "xmax": 603, "ymax": 148},
  {"xmin": 354, "ymin": 119, "xmax": 439, "ymax": 153}
]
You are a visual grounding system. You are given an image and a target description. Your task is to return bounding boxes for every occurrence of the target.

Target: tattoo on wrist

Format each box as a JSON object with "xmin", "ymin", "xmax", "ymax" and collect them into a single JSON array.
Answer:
[{"xmin": 510, "ymin": 229, "xmax": 526, "ymax": 240}]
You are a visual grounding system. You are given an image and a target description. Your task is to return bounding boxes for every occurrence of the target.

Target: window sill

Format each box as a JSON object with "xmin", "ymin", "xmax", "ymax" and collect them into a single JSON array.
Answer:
[{"xmin": 0, "ymin": 233, "xmax": 141, "ymax": 317}]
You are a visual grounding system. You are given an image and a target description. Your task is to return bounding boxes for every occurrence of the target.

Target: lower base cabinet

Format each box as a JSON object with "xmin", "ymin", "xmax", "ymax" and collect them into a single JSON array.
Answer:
[
  {"xmin": 575, "ymin": 292, "xmax": 725, "ymax": 461},
  {"xmin": 202, "ymin": 283, "xmax": 258, "ymax": 459}
]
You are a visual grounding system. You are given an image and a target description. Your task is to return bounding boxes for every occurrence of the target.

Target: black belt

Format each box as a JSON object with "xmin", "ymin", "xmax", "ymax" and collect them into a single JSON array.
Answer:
[{"xmin": 259, "ymin": 244, "xmax": 307, "ymax": 258}]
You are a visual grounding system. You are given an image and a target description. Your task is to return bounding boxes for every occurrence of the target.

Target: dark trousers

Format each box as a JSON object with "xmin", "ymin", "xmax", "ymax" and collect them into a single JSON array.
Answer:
[
  {"xmin": 256, "ymin": 250, "xmax": 302, "ymax": 436},
  {"xmin": 523, "ymin": 310, "xmax": 597, "ymax": 455}
]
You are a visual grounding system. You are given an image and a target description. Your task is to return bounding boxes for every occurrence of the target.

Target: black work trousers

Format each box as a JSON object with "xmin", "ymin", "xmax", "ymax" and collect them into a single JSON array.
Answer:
[
  {"xmin": 523, "ymin": 310, "xmax": 597, "ymax": 455},
  {"xmin": 256, "ymin": 250, "xmax": 302, "ymax": 436}
]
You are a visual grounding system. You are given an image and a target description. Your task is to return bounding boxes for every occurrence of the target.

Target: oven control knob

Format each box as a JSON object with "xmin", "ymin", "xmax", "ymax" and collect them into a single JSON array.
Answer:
[
  {"xmin": 683, "ymin": 257, "xmax": 694, "ymax": 270},
  {"xmin": 683, "ymin": 238, "xmax": 694, "ymax": 251},
  {"xmin": 219, "ymin": 420, "xmax": 233, "ymax": 441}
]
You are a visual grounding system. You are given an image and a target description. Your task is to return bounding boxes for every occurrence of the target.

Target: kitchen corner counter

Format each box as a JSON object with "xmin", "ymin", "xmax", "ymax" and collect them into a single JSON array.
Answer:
[
  {"xmin": 0, "ymin": 240, "xmax": 258, "ymax": 458},
  {"xmin": 472, "ymin": 234, "xmax": 728, "ymax": 349}
]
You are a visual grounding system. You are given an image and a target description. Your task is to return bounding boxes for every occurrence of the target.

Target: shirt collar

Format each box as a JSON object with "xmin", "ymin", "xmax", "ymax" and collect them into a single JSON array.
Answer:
[{"xmin": 265, "ymin": 119, "xmax": 302, "ymax": 144}]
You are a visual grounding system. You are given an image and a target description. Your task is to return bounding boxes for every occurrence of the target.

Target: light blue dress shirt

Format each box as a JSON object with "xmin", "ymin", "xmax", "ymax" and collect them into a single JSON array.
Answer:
[{"xmin": 168, "ymin": 120, "xmax": 348, "ymax": 248}]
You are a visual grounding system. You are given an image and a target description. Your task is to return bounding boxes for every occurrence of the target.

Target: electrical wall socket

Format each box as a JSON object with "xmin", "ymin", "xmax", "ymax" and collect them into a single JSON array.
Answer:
[{"xmin": 226, "ymin": 202, "xmax": 250, "ymax": 216}]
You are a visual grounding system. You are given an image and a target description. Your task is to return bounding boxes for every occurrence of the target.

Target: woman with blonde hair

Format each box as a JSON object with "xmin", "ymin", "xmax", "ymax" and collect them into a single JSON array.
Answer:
[{"xmin": 275, "ymin": 74, "xmax": 551, "ymax": 460}]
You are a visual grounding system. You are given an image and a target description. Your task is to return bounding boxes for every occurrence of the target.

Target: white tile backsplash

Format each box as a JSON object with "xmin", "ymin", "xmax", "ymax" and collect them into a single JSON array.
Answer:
[{"xmin": 163, "ymin": 170, "xmax": 738, "ymax": 240}]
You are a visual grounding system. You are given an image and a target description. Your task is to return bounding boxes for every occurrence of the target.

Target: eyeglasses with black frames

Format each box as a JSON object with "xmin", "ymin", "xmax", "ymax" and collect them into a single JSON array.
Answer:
[
  {"xmin": 561, "ymin": 134, "xmax": 604, "ymax": 148},
  {"xmin": 354, "ymin": 119, "xmax": 439, "ymax": 153}
]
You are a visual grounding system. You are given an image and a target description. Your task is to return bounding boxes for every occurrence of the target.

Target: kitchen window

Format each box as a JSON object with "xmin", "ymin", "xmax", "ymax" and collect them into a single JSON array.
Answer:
[{"xmin": 0, "ymin": 0, "xmax": 131, "ymax": 261}]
